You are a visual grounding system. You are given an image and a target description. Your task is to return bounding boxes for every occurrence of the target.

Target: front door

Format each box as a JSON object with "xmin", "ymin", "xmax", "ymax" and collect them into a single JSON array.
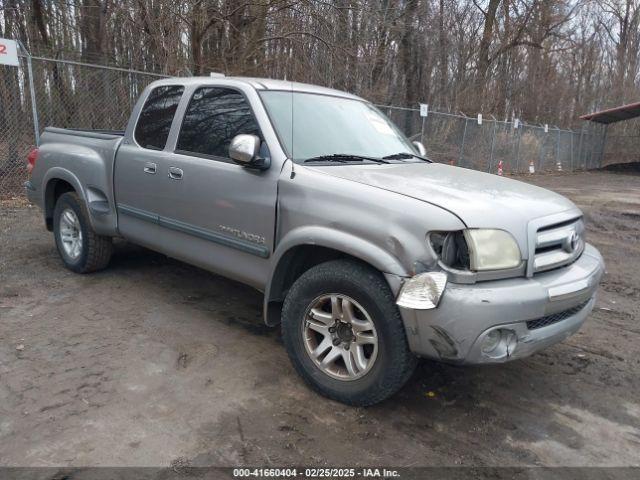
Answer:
[{"xmin": 158, "ymin": 86, "xmax": 279, "ymax": 289}]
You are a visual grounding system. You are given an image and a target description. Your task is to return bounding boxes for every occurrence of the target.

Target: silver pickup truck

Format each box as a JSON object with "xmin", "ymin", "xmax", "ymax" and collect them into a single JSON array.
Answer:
[{"xmin": 25, "ymin": 76, "xmax": 604, "ymax": 406}]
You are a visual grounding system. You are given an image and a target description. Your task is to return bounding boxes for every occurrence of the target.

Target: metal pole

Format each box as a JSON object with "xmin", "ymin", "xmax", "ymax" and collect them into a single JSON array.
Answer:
[
  {"xmin": 569, "ymin": 129, "xmax": 574, "ymax": 172},
  {"xmin": 420, "ymin": 116, "xmax": 426, "ymax": 145},
  {"xmin": 487, "ymin": 115, "xmax": 497, "ymax": 172},
  {"xmin": 459, "ymin": 115, "xmax": 468, "ymax": 167},
  {"xmin": 577, "ymin": 126, "xmax": 584, "ymax": 170},
  {"xmin": 585, "ymin": 128, "xmax": 596, "ymax": 170},
  {"xmin": 19, "ymin": 41, "xmax": 40, "ymax": 147},
  {"xmin": 538, "ymin": 125, "xmax": 545, "ymax": 172},
  {"xmin": 556, "ymin": 127, "xmax": 561, "ymax": 171},
  {"xmin": 514, "ymin": 124, "xmax": 522, "ymax": 173},
  {"xmin": 29, "ymin": 55, "xmax": 169, "ymax": 78}
]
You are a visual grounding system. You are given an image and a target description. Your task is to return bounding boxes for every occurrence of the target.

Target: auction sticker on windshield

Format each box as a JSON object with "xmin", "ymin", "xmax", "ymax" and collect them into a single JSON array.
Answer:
[{"xmin": 365, "ymin": 111, "xmax": 395, "ymax": 136}]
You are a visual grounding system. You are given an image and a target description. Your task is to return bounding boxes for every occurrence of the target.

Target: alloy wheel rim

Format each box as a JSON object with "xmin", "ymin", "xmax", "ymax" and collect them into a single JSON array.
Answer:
[
  {"xmin": 59, "ymin": 208, "xmax": 83, "ymax": 259},
  {"xmin": 302, "ymin": 293, "xmax": 378, "ymax": 381}
]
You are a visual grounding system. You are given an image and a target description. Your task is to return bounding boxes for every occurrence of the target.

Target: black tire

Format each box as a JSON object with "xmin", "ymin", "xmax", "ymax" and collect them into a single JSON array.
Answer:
[
  {"xmin": 281, "ymin": 259, "xmax": 417, "ymax": 406},
  {"xmin": 53, "ymin": 192, "xmax": 112, "ymax": 273}
]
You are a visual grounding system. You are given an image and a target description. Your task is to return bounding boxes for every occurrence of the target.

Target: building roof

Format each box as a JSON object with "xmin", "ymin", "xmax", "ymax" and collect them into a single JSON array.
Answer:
[{"xmin": 580, "ymin": 101, "xmax": 640, "ymax": 124}]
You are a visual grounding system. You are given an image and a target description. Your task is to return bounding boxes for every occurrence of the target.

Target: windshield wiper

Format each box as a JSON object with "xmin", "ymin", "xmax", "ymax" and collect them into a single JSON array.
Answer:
[
  {"xmin": 382, "ymin": 152, "xmax": 431, "ymax": 162},
  {"xmin": 303, "ymin": 154, "xmax": 389, "ymax": 164}
]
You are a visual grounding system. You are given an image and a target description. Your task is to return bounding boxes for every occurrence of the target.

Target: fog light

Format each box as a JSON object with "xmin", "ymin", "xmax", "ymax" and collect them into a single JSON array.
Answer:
[
  {"xmin": 482, "ymin": 329, "xmax": 502, "ymax": 353},
  {"xmin": 480, "ymin": 328, "xmax": 518, "ymax": 359},
  {"xmin": 396, "ymin": 272, "xmax": 447, "ymax": 310}
]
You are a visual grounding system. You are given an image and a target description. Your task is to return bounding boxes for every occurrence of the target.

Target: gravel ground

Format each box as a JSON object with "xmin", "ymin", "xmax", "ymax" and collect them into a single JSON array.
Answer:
[{"xmin": 0, "ymin": 171, "xmax": 639, "ymax": 468}]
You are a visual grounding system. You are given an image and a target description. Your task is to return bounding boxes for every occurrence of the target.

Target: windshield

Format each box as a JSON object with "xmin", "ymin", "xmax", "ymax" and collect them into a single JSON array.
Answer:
[{"xmin": 259, "ymin": 90, "xmax": 418, "ymax": 163}]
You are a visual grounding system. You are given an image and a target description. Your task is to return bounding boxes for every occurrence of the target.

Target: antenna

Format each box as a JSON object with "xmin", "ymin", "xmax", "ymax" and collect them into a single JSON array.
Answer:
[{"xmin": 290, "ymin": 80, "xmax": 296, "ymax": 179}]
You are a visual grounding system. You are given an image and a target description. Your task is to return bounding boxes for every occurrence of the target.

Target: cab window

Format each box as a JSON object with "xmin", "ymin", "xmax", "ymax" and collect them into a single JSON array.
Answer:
[
  {"xmin": 134, "ymin": 85, "xmax": 184, "ymax": 150},
  {"xmin": 176, "ymin": 87, "xmax": 262, "ymax": 160}
]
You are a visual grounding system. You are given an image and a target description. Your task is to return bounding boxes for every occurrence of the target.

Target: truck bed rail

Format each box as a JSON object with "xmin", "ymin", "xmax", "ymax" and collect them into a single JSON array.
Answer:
[{"xmin": 44, "ymin": 126, "xmax": 125, "ymax": 140}]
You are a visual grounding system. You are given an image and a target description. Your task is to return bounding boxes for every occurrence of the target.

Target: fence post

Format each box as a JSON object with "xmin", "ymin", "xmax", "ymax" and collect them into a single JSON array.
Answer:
[
  {"xmin": 585, "ymin": 131, "xmax": 596, "ymax": 170},
  {"xmin": 514, "ymin": 123, "xmax": 522, "ymax": 174},
  {"xmin": 538, "ymin": 125, "xmax": 545, "ymax": 172},
  {"xmin": 555, "ymin": 126, "xmax": 562, "ymax": 170},
  {"xmin": 569, "ymin": 130, "xmax": 574, "ymax": 172},
  {"xmin": 459, "ymin": 114, "xmax": 468, "ymax": 166},
  {"xmin": 18, "ymin": 41, "xmax": 40, "ymax": 147},
  {"xmin": 577, "ymin": 126, "xmax": 584, "ymax": 170},
  {"xmin": 487, "ymin": 115, "xmax": 497, "ymax": 173}
]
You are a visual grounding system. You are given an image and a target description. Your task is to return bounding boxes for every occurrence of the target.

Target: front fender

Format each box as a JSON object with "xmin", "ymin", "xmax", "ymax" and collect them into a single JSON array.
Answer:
[
  {"xmin": 273, "ymin": 225, "xmax": 410, "ymax": 277},
  {"xmin": 262, "ymin": 225, "xmax": 411, "ymax": 325}
]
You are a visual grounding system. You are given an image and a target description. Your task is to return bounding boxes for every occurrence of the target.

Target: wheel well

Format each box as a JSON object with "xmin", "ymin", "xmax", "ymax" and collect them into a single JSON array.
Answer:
[
  {"xmin": 45, "ymin": 179, "xmax": 75, "ymax": 231},
  {"xmin": 265, "ymin": 245, "xmax": 371, "ymax": 326}
]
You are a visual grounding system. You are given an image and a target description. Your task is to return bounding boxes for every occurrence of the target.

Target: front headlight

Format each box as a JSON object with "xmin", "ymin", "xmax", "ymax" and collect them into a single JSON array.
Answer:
[
  {"xmin": 429, "ymin": 229, "xmax": 521, "ymax": 272},
  {"xmin": 463, "ymin": 229, "xmax": 521, "ymax": 271}
]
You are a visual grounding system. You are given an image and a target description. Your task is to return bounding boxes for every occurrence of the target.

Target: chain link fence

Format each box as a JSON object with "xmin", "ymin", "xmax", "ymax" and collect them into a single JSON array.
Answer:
[
  {"xmin": 0, "ymin": 50, "xmax": 616, "ymax": 200},
  {"xmin": 29, "ymin": 57, "xmax": 167, "ymax": 134},
  {"xmin": 0, "ymin": 54, "xmax": 34, "ymax": 198},
  {"xmin": 1, "ymin": 50, "xmax": 166, "ymax": 199},
  {"xmin": 377, "ymin": 105, "xmax": 607, "ymax": 175}
]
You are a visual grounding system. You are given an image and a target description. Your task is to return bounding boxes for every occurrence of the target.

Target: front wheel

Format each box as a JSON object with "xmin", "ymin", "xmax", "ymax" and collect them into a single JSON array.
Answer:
[
  {"xmin": 53, "ymin": 192, "xmax": 113, "ymax": 273},
  {"xmin": 281, "ymin": 259, "xmax": 417, "ymax": 406}
]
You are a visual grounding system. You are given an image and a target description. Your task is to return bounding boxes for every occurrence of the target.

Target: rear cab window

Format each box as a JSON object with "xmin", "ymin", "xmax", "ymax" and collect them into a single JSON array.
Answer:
[
  {"xmin": 134, "ymin": 85, "xmax": 184, "ymax": 150},
  {"xmin": 176, "ymin": 87, "xmax": 263, "ymax": 161}
]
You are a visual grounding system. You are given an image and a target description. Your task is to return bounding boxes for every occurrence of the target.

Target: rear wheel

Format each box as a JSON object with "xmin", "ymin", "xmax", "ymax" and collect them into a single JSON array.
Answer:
[
  {"xmin": 53, "ymin": 192, "xmax": 112, "ymax": 273},
  {"xmin": 281, "ymin": 259, "xmax": 417, "ymax": 406}
]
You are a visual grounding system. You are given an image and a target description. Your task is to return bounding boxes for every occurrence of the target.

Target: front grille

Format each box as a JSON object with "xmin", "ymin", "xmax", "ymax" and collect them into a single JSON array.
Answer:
[
  {"xmin": 526, "ymin": 300, "xmax": 591, "ymax": 330},
  {"xmin": 533, "ymin": 218, "xmax": 585, "ymax": 273}
]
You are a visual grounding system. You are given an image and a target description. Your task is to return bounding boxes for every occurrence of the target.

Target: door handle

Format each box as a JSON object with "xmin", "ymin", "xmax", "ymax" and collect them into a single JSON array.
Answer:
[
  {"xmin": 143, "ymin": 162, "xmax": 157, "ymax": 174},
  {"xmin": 168, "ymin": 166, "xmax": 183, "ymax": 180}
]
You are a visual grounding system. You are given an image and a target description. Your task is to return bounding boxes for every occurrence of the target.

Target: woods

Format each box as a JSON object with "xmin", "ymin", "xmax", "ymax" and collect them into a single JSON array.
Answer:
[{"xmin": 0, "ymin": 0, "xmax": 638, "ymax": 128}]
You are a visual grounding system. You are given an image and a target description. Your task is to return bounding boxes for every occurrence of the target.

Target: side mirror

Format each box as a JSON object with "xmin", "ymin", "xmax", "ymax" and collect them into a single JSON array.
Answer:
[
  {"xmin": 229, "ymin": 134, "xmax": 270, "ymax": 170},
  {"xmin": 229, "ymin": 134, "xmax": 261, "ymax": 165},
  {"xmin": 412, "ymin": 140, "xmax": 427, "ymax": 157}
]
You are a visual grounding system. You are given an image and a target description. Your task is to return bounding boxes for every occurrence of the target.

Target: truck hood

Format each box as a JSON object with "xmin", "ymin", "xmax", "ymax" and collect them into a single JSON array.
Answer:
[{"xmin": 312, "ymin": 162, "xmax": 580, "ymax": 252}]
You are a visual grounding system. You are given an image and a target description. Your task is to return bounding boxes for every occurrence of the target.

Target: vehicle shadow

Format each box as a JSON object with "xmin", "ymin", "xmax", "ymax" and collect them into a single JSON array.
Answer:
[{"xmin": 107, "ymin": 239, "xmax": 273, "ymax": 337}]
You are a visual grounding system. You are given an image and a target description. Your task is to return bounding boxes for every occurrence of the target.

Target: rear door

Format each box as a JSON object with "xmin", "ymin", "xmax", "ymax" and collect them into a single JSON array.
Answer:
[
  {"xmin": 158, "ymin": 86, "xmax": 279, "ymax": 288},
  {"xmin": 114, "ymin": 84, "xmax": 184, "ymax": 248}
]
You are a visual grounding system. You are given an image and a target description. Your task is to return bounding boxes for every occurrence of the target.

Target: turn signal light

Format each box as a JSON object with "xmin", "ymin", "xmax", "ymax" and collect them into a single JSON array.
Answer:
[{"xmin": 396, "ymin": 272, "xmax": 447, "ymax": 310}]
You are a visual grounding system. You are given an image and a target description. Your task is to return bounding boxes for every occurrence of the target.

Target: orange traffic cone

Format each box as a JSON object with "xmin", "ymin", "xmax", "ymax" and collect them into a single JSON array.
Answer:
[
  {"xmin": 497, "ymin": 160, "xmax": 503, "ymax": 176},
  {"xmin": 529, "ymin": 159, "xmax": 535, "ymax": 174}
]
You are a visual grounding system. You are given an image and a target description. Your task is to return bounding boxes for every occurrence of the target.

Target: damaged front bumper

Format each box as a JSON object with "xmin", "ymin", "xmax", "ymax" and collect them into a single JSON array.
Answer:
[{"xmin": 395, "ymin": 243, "xmax": 605, "ymax": 364}]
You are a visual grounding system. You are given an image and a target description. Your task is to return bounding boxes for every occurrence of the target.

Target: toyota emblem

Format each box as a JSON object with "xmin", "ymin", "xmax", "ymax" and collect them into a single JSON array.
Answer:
[{"xmin": 565, "ymin": 231, "xmax": 579, "ymax": 252}]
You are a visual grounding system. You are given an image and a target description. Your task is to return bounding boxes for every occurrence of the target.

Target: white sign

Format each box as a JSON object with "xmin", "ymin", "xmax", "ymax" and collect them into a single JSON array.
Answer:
[
  {"xmin": 419, "ymin": 103, "xmax": 429, "ymax": 117},
  {"xmin": 477, "ymin": 113, "xmax": 482, "ymax": 125},
  {"xmin": 0, "ymin": 38, "xmax": 19, "ymax": 67},
  {"xmin": 514, "ymin": 118, "xmax": 519, "ymax": 129}
]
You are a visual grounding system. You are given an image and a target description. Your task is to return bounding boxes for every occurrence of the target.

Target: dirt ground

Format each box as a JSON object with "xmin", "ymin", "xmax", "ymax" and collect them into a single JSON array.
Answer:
[{"xmin": 0, "ymin": 171, "xmax": 639, "ymax": 468}]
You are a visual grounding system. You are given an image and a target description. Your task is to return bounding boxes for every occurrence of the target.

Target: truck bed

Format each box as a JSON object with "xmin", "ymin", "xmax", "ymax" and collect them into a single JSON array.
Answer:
[{"xmin": 31, "ymin": 127, "xmax": 127, "ymax": 237}]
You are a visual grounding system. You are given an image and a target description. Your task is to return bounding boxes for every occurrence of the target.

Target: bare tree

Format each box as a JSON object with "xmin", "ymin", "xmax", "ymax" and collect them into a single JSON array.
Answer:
[{"xmin": 2, "ymin": 0, "xmax": 640, "ymax": 128}]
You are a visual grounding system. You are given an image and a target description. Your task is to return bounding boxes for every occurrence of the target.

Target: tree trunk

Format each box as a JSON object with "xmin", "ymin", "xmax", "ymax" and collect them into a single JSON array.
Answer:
[{"xmin": 475, "ymin": 0, "xmax": 501, "ymax": 110}]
